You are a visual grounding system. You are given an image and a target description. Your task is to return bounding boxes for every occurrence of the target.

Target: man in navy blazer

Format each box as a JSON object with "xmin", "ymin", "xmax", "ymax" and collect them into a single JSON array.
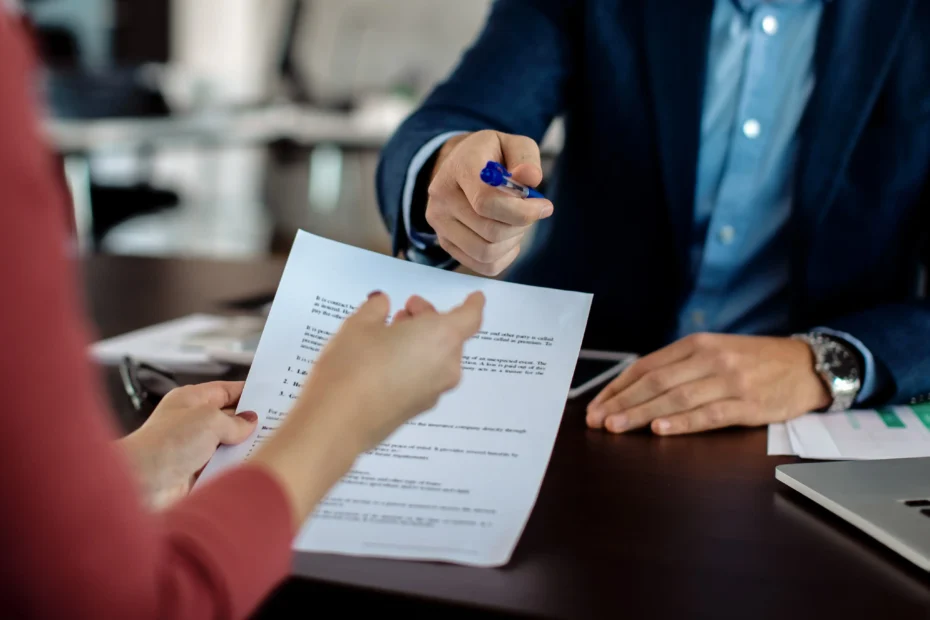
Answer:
[{"xmin": 376, "ymin": 0, "xmax": 930, "ymax": 436}]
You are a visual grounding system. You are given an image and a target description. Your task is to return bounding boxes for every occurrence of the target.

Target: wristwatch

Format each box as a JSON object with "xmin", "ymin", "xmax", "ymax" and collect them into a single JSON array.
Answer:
[{"xmin": 791, "ymin": 332, "xmax": 862, "ymax": 412}]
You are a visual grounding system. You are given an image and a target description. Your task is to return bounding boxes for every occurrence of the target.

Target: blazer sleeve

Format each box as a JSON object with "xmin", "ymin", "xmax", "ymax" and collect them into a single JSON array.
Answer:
[
  {"xmin": 0, "ymin": 16, "xmax": 293, "ymax": 620},
  {"xmin": 816, "ymin": 303, "xmax": 930, "ymax": 405},
  {"xmin": 815, "ymin": 182, "xmax": 930, "ymax": 405},
  {"xmin": 376, "ymin": 0, "xmax": 581, "ymax": 255}
]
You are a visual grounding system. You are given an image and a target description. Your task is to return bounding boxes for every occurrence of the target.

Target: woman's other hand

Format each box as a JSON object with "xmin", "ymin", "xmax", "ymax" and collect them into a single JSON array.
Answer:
[{"xmin": 119, "ymin": 382, "xmax": 258, "ymax": 509}]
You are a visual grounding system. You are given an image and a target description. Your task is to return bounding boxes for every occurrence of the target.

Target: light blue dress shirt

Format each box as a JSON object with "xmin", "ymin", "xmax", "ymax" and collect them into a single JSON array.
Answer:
[{"xmin": 402, "ymin": 0, "xmax": 877, "ymax": 403}]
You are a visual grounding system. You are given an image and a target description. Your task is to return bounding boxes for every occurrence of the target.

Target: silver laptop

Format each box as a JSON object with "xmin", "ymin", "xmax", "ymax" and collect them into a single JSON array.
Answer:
[{"xmin": 776, "ymin": 458, "xmax": 930, "ymax": 571}]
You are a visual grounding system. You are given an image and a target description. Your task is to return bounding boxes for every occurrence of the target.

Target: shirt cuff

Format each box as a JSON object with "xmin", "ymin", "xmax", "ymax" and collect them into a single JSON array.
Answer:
[
  {"xmin": 814, "ymin": 326, "xmax": 877, "ymax": 404},
  {"xmin": 402, "ymin": 130, "xmax": 468, "ymax": 251}
]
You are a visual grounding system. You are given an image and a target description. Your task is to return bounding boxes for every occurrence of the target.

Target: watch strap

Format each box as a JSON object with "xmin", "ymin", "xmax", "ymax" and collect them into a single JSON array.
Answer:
[{"xmin": 791, "ymin": 332, "xmax": 862, "ymax": 413}]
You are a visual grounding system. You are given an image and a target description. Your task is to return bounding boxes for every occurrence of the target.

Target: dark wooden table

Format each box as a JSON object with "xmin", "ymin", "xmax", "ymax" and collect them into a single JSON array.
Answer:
[{"xmin": 84, "ymin": 255, "xmax": 930, "ymax": 619}]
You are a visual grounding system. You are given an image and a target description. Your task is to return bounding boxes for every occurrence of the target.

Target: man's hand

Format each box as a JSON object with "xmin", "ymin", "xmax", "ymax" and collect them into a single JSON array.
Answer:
[
  {"xmin": 426, "ymin": 130, "xmax": 554, "ymax": 276},
  {"xmin": 586, "ymin": 334, "xmax": 832, "ymax": 436},
  {"xmin": 118, "ymin": 382, "xmax": 258, "ymax": 509}
]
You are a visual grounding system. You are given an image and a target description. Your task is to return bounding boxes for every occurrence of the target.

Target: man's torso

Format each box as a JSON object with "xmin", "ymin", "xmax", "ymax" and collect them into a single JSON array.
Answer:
[{"xmin": 509, "ymin": 0, "xmax": 930, "ymax": 352}]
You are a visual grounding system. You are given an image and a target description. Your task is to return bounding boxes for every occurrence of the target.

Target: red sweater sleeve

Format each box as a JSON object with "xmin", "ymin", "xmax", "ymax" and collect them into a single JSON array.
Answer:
[{"xmin": 0, "ymin": 17, "xmax": 294, "ymax": 620}]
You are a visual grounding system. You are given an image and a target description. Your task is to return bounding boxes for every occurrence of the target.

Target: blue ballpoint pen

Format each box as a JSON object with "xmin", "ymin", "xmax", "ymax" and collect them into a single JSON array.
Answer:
[{"xmin": 479, "ymin": 161, "xmax": 547, "ymax": 199}]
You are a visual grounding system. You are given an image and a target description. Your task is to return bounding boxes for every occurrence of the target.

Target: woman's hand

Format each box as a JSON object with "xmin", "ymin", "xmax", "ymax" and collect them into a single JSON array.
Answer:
[
  {"xmin": 299, "ymin": 290, "xmax": 486, "ymax": 452},
  {"xmin": 118, "ymin": 382, "xmax": 258, "ymax": 509},
  {"xmin": 253, "ymin": 291, "xmax": 485, "ymax": 528}
]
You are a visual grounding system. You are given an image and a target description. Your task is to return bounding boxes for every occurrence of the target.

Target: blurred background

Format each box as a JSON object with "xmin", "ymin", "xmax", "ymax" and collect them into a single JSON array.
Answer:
[{"xmin": 29, "ymin": 0, "xmax": 561, "ymax": 261}]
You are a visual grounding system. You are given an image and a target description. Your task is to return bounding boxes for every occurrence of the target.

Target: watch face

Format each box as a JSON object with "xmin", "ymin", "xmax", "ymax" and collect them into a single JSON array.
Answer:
[
  {"xmin": 797, "ymin": 334, "xmax": 863, "ymax": 412},
  {"xmin": 821, "ymin": 339, "xmax": 860, "ymax": 381}
]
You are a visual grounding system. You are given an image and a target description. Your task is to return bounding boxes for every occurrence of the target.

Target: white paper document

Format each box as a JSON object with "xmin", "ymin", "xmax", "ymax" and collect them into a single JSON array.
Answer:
[
  {"xmin": 92, "ymin": 313, "xmax": 265, "ymax": 372},
  {"xmin": 198, "ymin": 231, "xmax": 593, "ymax": 567},
  {"xmin": 785, "ymin": 405, "xmax": 930, "ymax": 460},
  {"xmin": 766, "ymin": 422, "xmax": 795, "ymax": 456},
  {"xmin": 91, "ymin": 314, "xmax": 233, "ymax": 373}
]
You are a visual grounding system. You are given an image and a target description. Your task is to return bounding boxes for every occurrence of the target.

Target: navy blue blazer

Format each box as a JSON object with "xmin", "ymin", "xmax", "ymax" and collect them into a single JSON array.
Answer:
[{"xmin": 377, "ymin": 0, "xmax": 930, "ymax": 405}]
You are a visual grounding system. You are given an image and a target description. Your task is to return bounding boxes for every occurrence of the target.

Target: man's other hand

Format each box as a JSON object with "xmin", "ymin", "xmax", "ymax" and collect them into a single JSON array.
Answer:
[{"xmin": 586, "ymin": 334, "xmax": 832, "ymax": 436}]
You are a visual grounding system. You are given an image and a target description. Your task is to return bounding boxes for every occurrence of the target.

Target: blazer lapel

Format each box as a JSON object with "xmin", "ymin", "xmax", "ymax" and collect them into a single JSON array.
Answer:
[
  {"xmin": 643, "ymin": 0, "xmax": 715, "ymax": 287},
  {"xmin": 796, "ymin": 0, "xmax": 915, "ymax": 236}
]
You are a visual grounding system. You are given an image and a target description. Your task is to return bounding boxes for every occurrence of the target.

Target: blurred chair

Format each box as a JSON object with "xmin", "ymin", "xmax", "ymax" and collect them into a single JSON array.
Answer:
[
  {"xmin": 287, "ymin": 0, "xmax": 493, "ymax": 106},
  {"xmin": 263, "ymin": 0, "xmax": 494, "ymax": 253}
]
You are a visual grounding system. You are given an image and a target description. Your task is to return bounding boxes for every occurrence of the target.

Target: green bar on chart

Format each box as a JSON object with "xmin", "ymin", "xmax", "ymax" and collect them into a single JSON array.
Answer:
[
  {"xmin": 911, "ymin": 403, "xmax": 930, "ymax": 432},
  {"xmin": 877, "ymin": 407, "xmax": 906, "ymax": 429}
]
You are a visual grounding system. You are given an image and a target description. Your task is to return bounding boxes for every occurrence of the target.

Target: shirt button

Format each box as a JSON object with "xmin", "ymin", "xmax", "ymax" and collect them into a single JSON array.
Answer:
[
  {"xmin": 718, "ymin": 225, "xmax": 736, "ymax": 245},
  {"xmin": 743, "ymin": 118, "xmax": 761, "ymax": 139},
  {"xmin": 762, "ymin": 15, "xmax": 779, "ymax": 35},
  {"xmin": 691, "ymin": 310, "xmax": 706, "ymax": 328}
]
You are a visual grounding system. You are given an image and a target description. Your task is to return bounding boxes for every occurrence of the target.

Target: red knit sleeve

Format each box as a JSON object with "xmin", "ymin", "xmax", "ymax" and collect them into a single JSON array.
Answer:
[{"xmin": 0, "ymin": 16, "xmax": 294, "ymax": 620}]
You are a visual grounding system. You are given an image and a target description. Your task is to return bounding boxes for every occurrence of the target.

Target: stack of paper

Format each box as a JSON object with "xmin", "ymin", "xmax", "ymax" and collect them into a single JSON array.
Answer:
[
  {"xmin": 769, "ymin": 404, "xmax": 930, "ymax": 460},
  {"xmin": 91, "ymin": 314, "xmax": 265, "ymax": 373}
]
